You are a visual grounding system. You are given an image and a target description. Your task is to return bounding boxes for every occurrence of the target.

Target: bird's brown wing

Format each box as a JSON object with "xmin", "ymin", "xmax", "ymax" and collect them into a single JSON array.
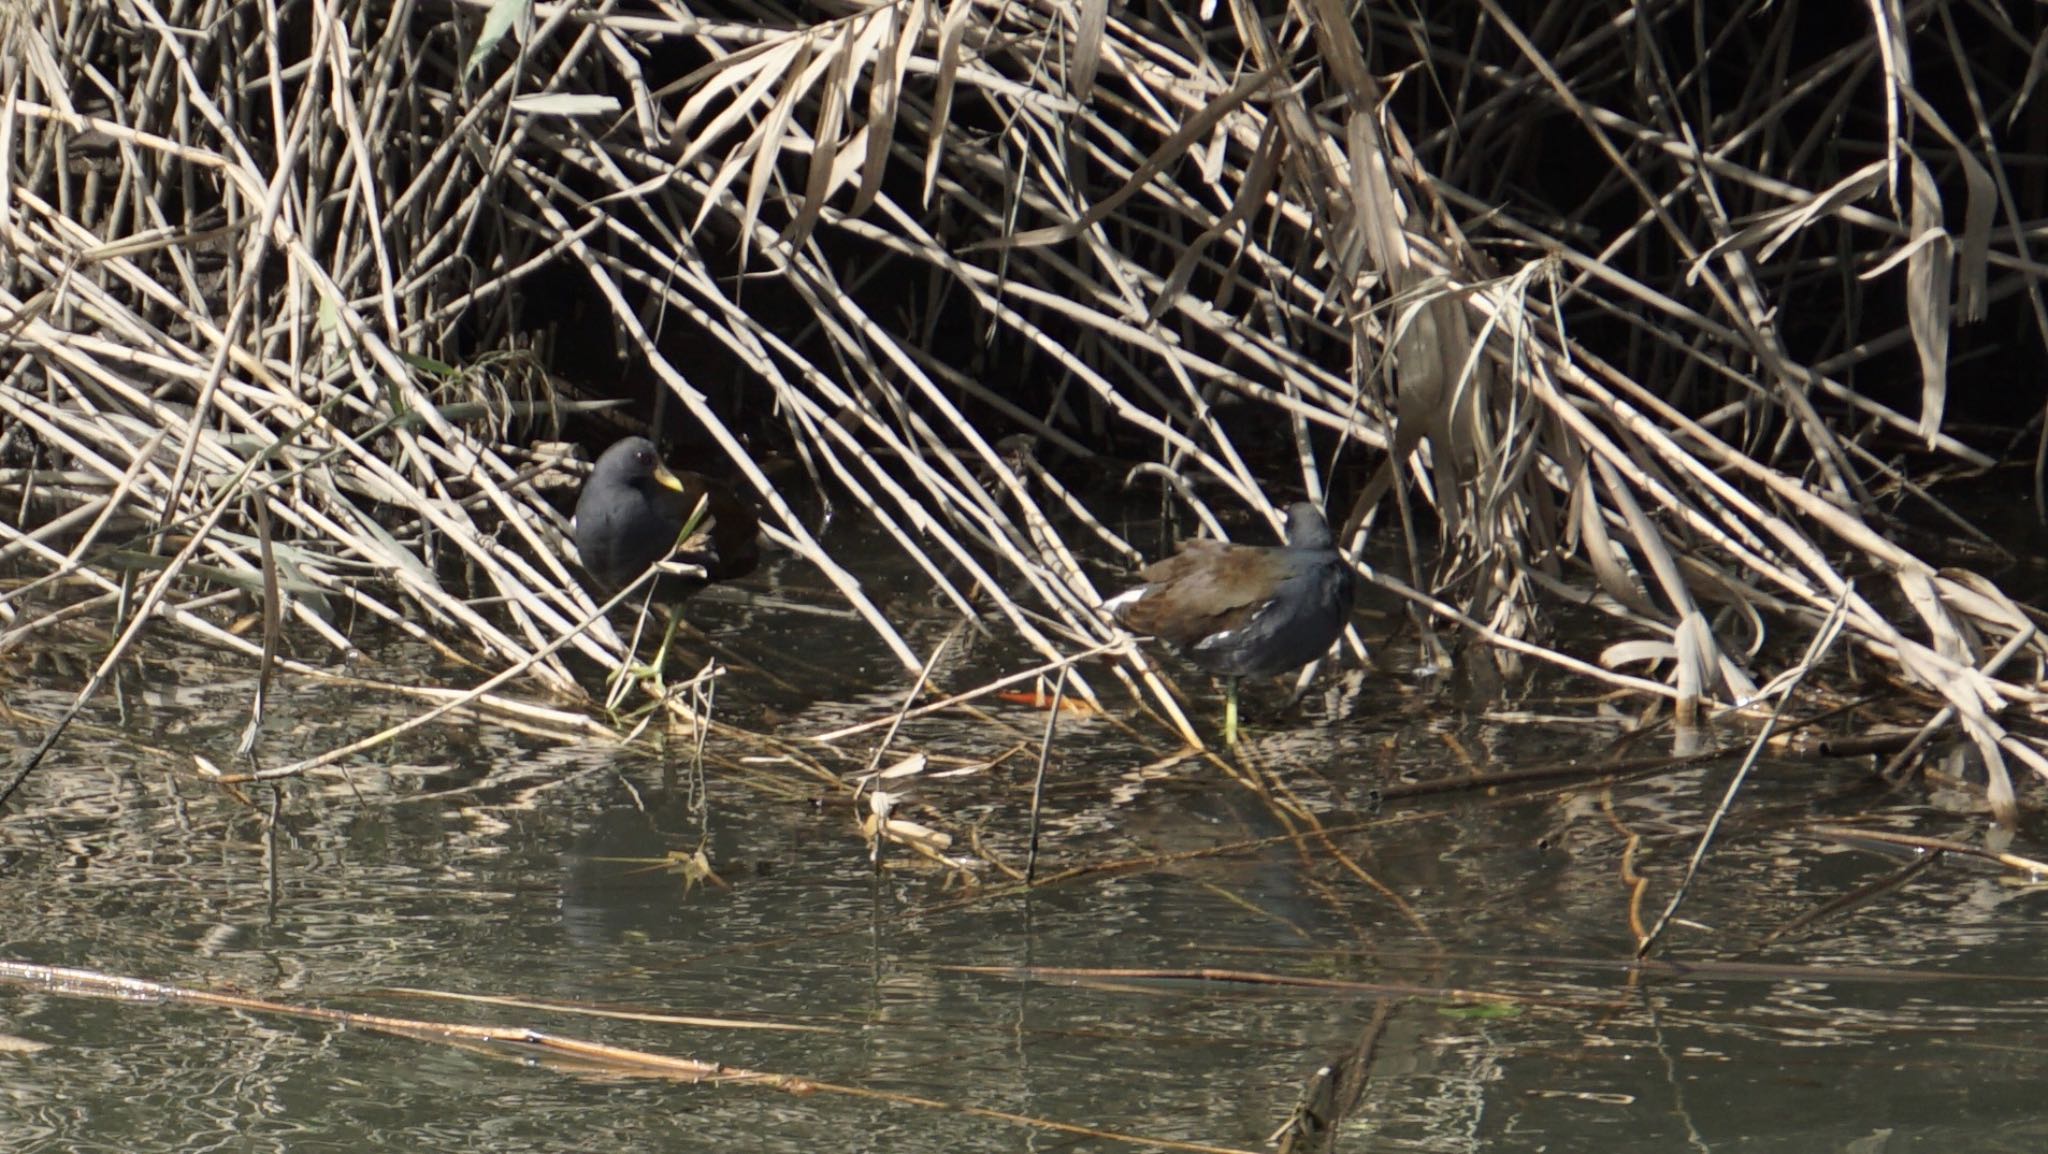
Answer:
[{"xmin": 1116, "ymin": 540, "xmax": 1293, "ymax": 648}]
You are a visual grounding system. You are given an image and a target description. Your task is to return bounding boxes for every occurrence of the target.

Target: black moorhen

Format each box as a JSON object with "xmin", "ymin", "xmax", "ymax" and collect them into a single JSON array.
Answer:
[
  {"xmin": 1106, "ymin": 502, "xmax": 1355, "ymax": 742},
  {"xmin": 573, "ymin": 436, "xmax": 759, "ymax": 677}
]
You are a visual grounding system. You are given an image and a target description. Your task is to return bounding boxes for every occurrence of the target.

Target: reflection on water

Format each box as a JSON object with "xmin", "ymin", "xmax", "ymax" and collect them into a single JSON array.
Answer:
[{"xmin": 3, "ymin": 543, "xmax": 2048, "ymax": 1153}]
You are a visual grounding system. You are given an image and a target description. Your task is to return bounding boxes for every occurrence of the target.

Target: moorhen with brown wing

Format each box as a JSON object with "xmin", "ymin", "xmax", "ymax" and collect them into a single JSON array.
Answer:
[{"xmin": 1106, "ymin": 502, "xmax": 1355, "ymax": 743}]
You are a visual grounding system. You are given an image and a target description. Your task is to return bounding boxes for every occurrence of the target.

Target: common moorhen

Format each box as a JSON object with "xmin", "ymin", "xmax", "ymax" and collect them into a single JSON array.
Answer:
[
  {"xmin": 573, "ymin": 436, "xmax": 759, "ymax": 676},
  {"xmin": 1106, "ymin": 502, "xmax": 1355, "ymax": 742}
]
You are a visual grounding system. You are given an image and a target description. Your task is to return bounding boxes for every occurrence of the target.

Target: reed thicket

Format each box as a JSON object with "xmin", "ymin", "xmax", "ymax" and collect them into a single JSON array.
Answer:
[{"xmin": 2, "ymin": 1, "xmax": 2043, "ymax": 811}]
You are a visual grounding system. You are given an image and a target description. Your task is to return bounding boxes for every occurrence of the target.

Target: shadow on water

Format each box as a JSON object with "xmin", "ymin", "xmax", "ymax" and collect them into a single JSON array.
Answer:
[{"xmin": 3, "ymin": 529, "xmax": 2048, "ymax": 1153}]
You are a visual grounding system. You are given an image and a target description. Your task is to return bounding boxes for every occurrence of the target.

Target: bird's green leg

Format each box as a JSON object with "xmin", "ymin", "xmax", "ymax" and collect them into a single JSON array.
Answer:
[
  {"xmin": 647, "ymin": 610, "xmax": 684, "ymax": 689},
  {"xmin": 605, "ymin": 608, "xmax": 684, "ymax": 715},
  {"xmin": 624, "ymin": 610, "xmax": 684, "ymax": 688}
]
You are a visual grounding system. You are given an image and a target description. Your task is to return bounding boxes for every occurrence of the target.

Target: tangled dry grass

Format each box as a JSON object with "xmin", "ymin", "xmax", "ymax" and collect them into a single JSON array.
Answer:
[{"xmin": 3, "ymin": 1, "xmax": 2046, "ymax": 815}]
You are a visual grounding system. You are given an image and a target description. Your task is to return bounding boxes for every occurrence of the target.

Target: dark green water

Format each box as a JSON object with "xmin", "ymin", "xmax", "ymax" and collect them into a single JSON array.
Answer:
[{"xmin": 2, "ymin": 546, "xmax": 2046, "ymax": 1153}]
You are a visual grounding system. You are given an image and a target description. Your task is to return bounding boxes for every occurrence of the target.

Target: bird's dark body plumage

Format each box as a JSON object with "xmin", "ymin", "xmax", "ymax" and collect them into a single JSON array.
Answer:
[{"xmin": 572, "ymin": 436, "xmax": 759, "ymax": 601}]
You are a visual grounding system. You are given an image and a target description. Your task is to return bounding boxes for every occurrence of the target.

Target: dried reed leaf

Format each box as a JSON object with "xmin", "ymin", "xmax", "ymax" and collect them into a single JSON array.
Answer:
[
  {"xmin": 1896, "ymin": 565, "xmax": 1974, "ymax": 665},
  {"xmin": 1902, "ymin": 88, "xmax": 1993, "ymax": 323},
  {"xmin": 1933, "ymin": 571, "xmax": 2037, "ymax": 637},
  {"xmin": 1571, "ymin": 465, "xmax": 1653, "ymax": 615},
  {"xmin": 739, "ymin": 37, "xmax": 828, "ymax": 263},
  {"xmin": 465, "ymin": 0, "xmax": 531, "ymax": 80},
  {"xmin": 850, "ymin": 0, "xmax": 921, "ymax": 217},
  {"xmin": 923, "ymin": 0, "xmax": 973, "ymax": 209},
  {"xmin": 1069, "ymin": 0, "xmax": 1108, "ymax": 103},
  {"xmin": 1901, "ymin": 149, "xmax": 1953, "ymax": 450},
  {"xmin": 673, "ymin": 39, "xmax": 805, "ymax": 166},
  {"xmin": 1601, "ymin": 639, "xmax": 1676, "ymax": 669},
  {"xmin": 1672, "ymin": 611, "xmax": 1714, "ymax": 720},
  {"xmin": 879, "ymin": 817, "xmax": 953, "ymax": 852},
  {"xmin": 781, "ymin": 20, "xmax": 866, "ymax": 251},
  {"xmin": 1594, "ymin": 452, "xmax": 1720, "ymax": 711},
  {"xmin": 1690, "ymin": 160, "xmax": 1885, "ymax": 272},
  {"xmin": 1868, "ymin": 0, "xmax": 1911, "ymax": 204},
  {"xmin": 876, "ymin": 752, "xmax": 929, "ymax": 781}
]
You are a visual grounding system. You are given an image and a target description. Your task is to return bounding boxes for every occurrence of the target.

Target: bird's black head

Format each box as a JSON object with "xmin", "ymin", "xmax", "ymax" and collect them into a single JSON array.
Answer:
[
  {"xmin": 592, "ymin": 436, "xmax": 684, "ymax": 495},
  {"xmin": 1283, "ymin": 502, "xmax": 1334, "ymax": 549}
]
